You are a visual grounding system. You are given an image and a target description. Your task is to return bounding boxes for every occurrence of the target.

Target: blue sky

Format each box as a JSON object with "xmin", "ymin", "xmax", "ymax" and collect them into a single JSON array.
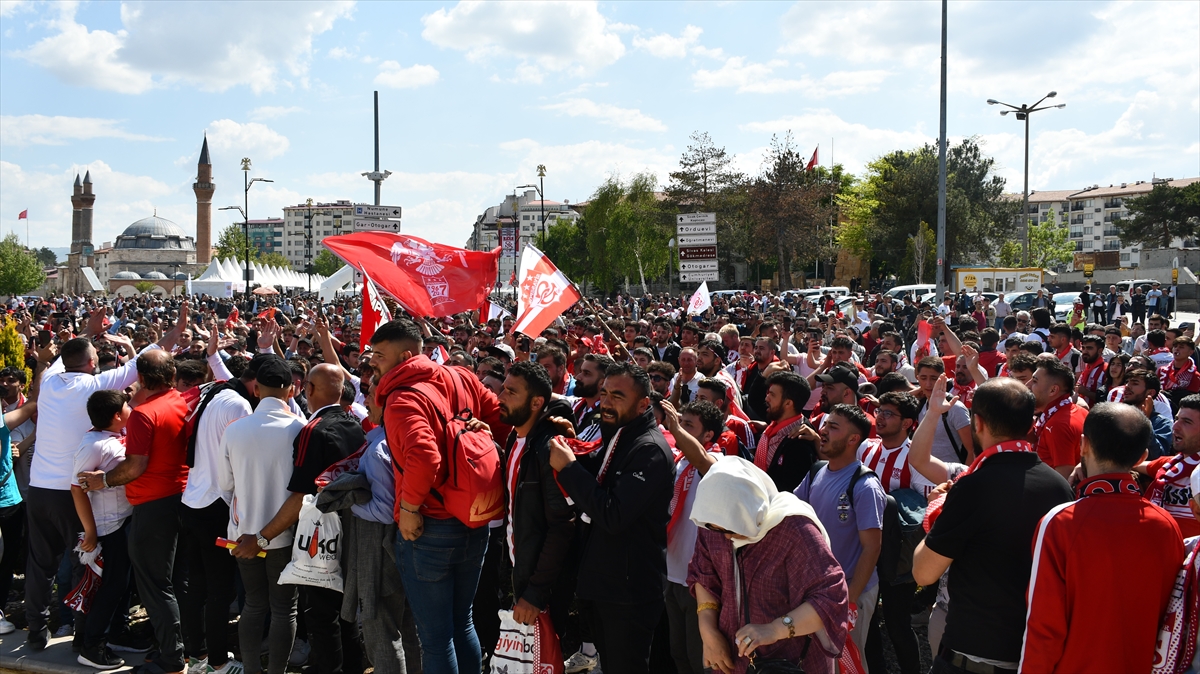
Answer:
[{"xmin": 1, "ymin": 0, "xmax": 1197, "ymax": 255}]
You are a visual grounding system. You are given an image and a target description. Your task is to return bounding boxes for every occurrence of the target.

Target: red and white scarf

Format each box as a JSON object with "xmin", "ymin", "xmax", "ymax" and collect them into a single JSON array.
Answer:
[
  {"xmin": 949, "ymin": 379, "xmax": 976, "ymax": 408},
  {"xmin": 754, "ymin": 414, "xmax": 806, "ymax": 471},
  {"xmin": 1148, "ymin": 454, "xmax": 1200, "ymax": 521},
  {"xmin": 1160, "ymin": 359, "xmax": 1197, "ymax": 392},
  {"xmin": 1076, "ymin": 473, "xmax": 1141, "ymax": 498},
  {"xmin": 667, "ymin": 442, "xmax": 721, "ymax": 543},
  {"xmin": 968, "ymin": 439, "xmax": 1034, "ymax": 473},
  {"xmin": 573, "ymin": 426, "xmax": 625, "ymax": 525},
  {"xmin": 1154, "ymin": 540, "xmax": 1200, "ymax": 674},
  {"xmin": 1077, "ymin": 358, "xmax": 1107, "ymax": 390},
  {"xmin": 860, "ymin": 437, "xmax": 912, "ymax": 493},
  {"xmin": 1033, "ymin": 396, "xmax": 1073, "ymax": 439}
]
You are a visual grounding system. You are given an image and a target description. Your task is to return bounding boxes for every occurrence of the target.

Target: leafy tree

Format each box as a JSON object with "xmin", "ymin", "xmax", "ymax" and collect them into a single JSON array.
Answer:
[
  {"xmin": 1115, "ymin": 182, "xmax": 1200, "ymax": 248},
  {"xmin": 997, "ymin": 240, "xmax": 1023, "ymax": 267},
  {"xmin": 0, "ymin": 316, "xmax": 31, "ymax": 392},
  {"xmin": 35, "ymin": 247, "xmax": 57, "ymax": 267},
  {"xmin": 582, "ymin": 173, "xmax": 671, "ymax": 294},
  {"xmin": 904, "ymin": 221, "xmax": 937, "ymax": 284},
  {"xmin": 134, "ymin": 281, "xmax": 157, "ymax": 294},
  {"xmin": 835, "ymin": 183, "xmax": 878, "ymax": 260},
  {"xmin": 665, "ymin": 132, "xmax": 750, "ymax": 284},
  {"xmin": 213, "ymin": 223, "xmax": 258, "ymax": 263},
  {"xmin": 746, "ymin": 133, "xmax": 841, "ymax": 290},
  {"xmin": 260, "ymin": 252, "xmax": 292, "ymax": 269},
  {"xmin": 311, "ymin": 249, "xmax": 344, "ymax": 277},
  {"xmin": 1027, "ymin": 209, "xmax": 1074, "ymax": 270},
  {"xmin": 542, "ymin": 219, "xmax": 590, "ymax": 291},
  {"xmin": 0, "ymin": 233, "xmax": 46, "ymax": 296}
]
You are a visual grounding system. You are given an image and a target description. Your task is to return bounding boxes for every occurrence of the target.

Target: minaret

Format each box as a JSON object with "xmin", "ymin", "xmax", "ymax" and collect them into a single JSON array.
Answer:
[
  {"xmin": 193, "ymin": 134, "xmax": 215, "ymax": 263},
  {"xmin": 80, "ymin": 170, "xmax": 95, "ymax": 262},
  {"xmin": 70, "ymin": 174, "xmax": 83, "ymax": 254}
]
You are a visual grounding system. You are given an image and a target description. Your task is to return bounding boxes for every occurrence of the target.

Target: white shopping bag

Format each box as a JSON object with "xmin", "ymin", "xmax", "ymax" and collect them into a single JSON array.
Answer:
[
  {"xmin": 489, "ymin": 609, "xmax": 563, "ymax": 674},
  {"xmin": 278, "ymin": 494, "xmax": 344, "ymax": 592}
]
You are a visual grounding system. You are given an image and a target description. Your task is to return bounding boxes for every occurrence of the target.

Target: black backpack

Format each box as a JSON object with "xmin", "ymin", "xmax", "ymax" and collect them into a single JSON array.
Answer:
[{"xmin": 803, "ymin": 460, "xmax": 928, "ymax": 586}]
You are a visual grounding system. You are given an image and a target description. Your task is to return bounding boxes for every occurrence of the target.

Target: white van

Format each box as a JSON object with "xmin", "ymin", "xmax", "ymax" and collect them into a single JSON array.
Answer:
[
  {"xmin": 885, "ymin": 284, "xmax": 936, "ymax": 302},
  {"xmin": 1115, "ymin": 279, "xmax": 1160, "ymax": 300}
]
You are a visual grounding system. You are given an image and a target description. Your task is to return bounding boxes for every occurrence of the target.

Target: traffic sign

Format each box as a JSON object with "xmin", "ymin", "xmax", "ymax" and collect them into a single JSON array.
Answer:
[
  {"xmin": 679, "ymin": 260, "xmax": 719, "ymax": 272},
  {"xmin": 679, "ymin": 246, "xmax": 717, "ymax": 260},
  {"xmin": 680, "ymin": 271, "xmax": 719, "ymax": 282},
  {"xmin": 677, "ymin": 213, "xmax": 716, "ymax": 225},
  {"xmin": 353, "ymin": 218, "xmax": 401, "ymax": 232},
  {"xmin": 355, "ymin": 204, "xmax": 403, "ymax": 219},
  {"xmin": 678, "ymin": 233, "xmax": 717, "ymax": 246},
  {"xmin": 676, "ymin": 223, "xmax": 716, "ymax": 236}
]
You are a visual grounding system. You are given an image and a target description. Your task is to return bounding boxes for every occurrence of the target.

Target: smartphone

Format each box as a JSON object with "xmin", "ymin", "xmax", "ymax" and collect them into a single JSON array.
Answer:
[{"xmin": 38, "ymin": 330, "xmax": 52, "ymax": 348}]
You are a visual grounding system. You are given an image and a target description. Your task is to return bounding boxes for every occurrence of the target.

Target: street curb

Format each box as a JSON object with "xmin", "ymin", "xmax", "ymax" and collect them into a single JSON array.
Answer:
[{"xmin": 0, "ymin": 633, "xmax": 134, "ymax": 673}]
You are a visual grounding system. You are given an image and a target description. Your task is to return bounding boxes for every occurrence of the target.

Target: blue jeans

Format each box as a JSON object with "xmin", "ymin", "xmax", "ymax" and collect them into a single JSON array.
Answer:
[{"xmin": 395, "ymin": 516, "xmax": 489, "ymax": 674}]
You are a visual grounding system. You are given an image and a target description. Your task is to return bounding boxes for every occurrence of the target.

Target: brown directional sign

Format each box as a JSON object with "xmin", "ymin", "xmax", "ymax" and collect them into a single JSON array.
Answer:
[{"xmin": 679, "ymin": 245, "xmax": 717, "ymax": 260}]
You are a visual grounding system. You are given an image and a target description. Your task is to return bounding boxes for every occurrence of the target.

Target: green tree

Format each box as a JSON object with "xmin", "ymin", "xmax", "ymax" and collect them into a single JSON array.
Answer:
[
  {"xmin": 134, "ymin": 281, "xmax": 157, "ymax": 294},
  {"xmin": 213, "ymin": 223, "xmax": 259, "ymax": 262},
  {"xmin": 0, "ymin": 316, "xmax": 31, "ymax": 392},
  {"xmin": 582, "ymin": 173, "xmax": 672, "ymax": 294},
  {"xmin": 260, "ymin": 252, "xmax": 292, "ymax": 269},
  {"xmin": 0, "ymin": 233, "xmax": 46, "ymax": 296},
  {"xmin": 997, "ymin": 240, "xmax": 1023, "ymax": 267},
  {"xmin": 35, "ymin": 247, "xmax": 57, "ymax": 267},
  {"xmin": 903, "ymin": 221, "xmax": 937, "ymax": 284},
  {"xmin": 1115, "ymin": 182, "xmax": 1200, "ymax": 248},
  {"xmin": 311, "ymin": 249, "xmax": 344, "ymax": 276},
  {"xmin": 665, "ymin": 132, "xmax": 750, "ymax": 285},
  {"xmin": 542, "ymin": 219, "xmax": 589, "ymax": 291},
  {"xmin": 835, "ymin": 182, "xmax": 878, "ymax": 260},
  {"xmin": 1027, "ymin": 211, "xmax": 1074, "ymax": 269}
]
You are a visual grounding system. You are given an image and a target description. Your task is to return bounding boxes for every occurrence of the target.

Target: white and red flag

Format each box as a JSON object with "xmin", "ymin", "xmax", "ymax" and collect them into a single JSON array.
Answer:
[
  {"xmin": 322, "ymin": 232, "xmax": 499, "ymax": 318},
  {"xmin": 514, "ymin": 244, "xmax": 581, "ymax": 337},
  {"xmin": 806, "ymin": 146, "xmax": 819, "ymax": 171},
  {"xmin": 360, "ymin": 269, "xmax": 393, "ymax": 345},
  {"xmin": 687, "ymin": 281, "xmax": 712, "ymax": 315},
  {"xmin": 481, "ymin": 300, "xmax": 511, "ymax": 322}
]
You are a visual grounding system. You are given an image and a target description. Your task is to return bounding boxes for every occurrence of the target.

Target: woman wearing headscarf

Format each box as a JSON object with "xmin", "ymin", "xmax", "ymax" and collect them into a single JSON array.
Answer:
[{"xmin": 687, "ymin": 456, "xmax": 848, "ymax": 674}]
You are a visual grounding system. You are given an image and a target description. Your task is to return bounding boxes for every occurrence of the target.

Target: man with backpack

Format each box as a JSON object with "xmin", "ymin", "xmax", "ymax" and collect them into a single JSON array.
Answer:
[
  {"xmin": 372, "ymin": 318, "xmax": 503, "ymax": 674},
  {"xmin": 795, "ymin": 403, "xmax": 886, "ymax": 664}
]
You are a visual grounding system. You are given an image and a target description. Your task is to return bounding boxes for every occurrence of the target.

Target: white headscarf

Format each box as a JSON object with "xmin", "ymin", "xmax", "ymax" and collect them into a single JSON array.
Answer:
[{"xmin": 690, "ymin": 456, "xmax": 828, "ymax": 549}]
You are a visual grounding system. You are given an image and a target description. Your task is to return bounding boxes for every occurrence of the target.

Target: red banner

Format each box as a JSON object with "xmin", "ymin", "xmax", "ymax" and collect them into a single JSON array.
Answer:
[
  {"xmin": 323, "ymin": 232, "xmax": 499, "ymax": 318},
  {"xmin": 360, "ymin": 270, "xmax": 393, "ymax": 345}
]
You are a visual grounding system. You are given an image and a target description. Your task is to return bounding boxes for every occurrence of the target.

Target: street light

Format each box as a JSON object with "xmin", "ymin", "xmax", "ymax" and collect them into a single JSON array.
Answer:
[
  {"xmin": 518, "ymin": 163, "xmax": 548, "ymax": 247},
  {"xmin": 304, "ymin": 198, "xmax": 323, "ymax": 294},
  {"xmin": 236, "ymin": 158, "xmax": 273, "ymax": 296},
  {"xmin": 171, "ymin": 263, "xmax": 180, "ymax": 297},
  {"xmin": 987, "ymin": 92, "xmax": 1066, "ymax": 264}
]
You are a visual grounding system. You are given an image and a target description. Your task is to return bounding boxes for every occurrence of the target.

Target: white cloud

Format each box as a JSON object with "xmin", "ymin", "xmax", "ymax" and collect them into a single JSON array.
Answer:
[
  {"xmin": 779, "ymin": 1, "xmax": 936, "ymax": 66},
  {"xmin": 205, "ymin": 120, "xmax": 290, "ymax": 163},
  {"xmin": 374, "ymin": 62, "xmax": 440, "ymax": 89},
  {"xmin": 693, "ymin": 57, "xmax": 889, "ymax": 96},
  {"xmin": 20, "ymin": 1, "xmax": 354, "ymax": 94},
  {"xmin": 249, "ymin": 106, "xmax": 304, "ymax": 121},
  {"xmin": 0, "ymin": 115, "xmax": 167, "ymax": 146},
  {"xmin": 632, "ymin": 25, "xmax": 701, "ymax": 59},
  {"xmin": 0, "ymin": 0, "xmax": 33, "ymax": 18},
  {"xmin": 541, "ymin": 98, "xmax": 666, "ymax": 132},
  {"xmin": 328, "ymin": 46, "xmax": 354, "ymax": 60},
  {"xmin": 421, "ymin": 1, "xmax": 626, "ymax": 80},
  {"xmin": 740, "ymin": 109, "xmax": 931, "ymax": 175}
]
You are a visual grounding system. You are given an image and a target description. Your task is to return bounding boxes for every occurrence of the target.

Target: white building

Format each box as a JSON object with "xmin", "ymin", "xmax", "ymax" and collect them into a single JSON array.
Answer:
[
  {"xmin": 280, "ymin": 200, "xmax": 356, "ymax": 270},
  {"xmin": 466, "ymin": 190, "xmax": 582, "ymax": 283}
]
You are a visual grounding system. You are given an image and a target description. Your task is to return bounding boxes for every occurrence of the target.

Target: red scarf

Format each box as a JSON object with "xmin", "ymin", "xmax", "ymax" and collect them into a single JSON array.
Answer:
[
  {"xmin": 1149, "ymin": 347, "xmax": 1172, "ymax": 357},
  {"xmin": 1033, "ymin": 396, "xmax": 1073, "ymax": 439},
  {"xmin": 968, "ymin": 439, "xmax": 1034, "ymax": 473},
  {"xmin": 667, "ymin": 442, "xmax": 721, "ymax": 543},
  {"xmin": 754, "ymin": 414, "xmax": 806, "ymax": 471},
  {"xmin": 1055, "ymin": 344, "xmax": 1074, "ymax": 361},
  {"xmin": 949, "ymin": 379, "xmax": 977, "ymax": 408},
  {"xmin": 1076, "ymin": 472, "xmax": 1141, "ymax": 498},
  {"xmin": 1148, "ymin": 453, "xmax": 1200, "ymax": 521},
  {"xmin": 1154, "ymin": 541, "xmax": 1200, "ymax": 674},
  {"xmin": 1160, "ymin": 359, "xmax": 1197, "ymax": 391}
]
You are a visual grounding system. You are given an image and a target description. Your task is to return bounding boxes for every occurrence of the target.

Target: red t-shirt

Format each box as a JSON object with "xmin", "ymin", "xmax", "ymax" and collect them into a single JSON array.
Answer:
[
  {"xmin": 978, "ymin": 349, "xmax": 1007, "ymax": 378},
  {"xmin": 1034, "ymin": 402, "xmax": 1087, "ymax": 470},
  {"xmin": 125, "ymin": 388, "xmax": 190, "ymax": 505}
]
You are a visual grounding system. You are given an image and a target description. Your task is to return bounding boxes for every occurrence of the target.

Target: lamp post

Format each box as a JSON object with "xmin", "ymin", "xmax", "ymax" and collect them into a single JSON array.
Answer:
[
  {"xmin": 171, "ymin": 263, "xmax": 180, "ymax": 297},
  {"xmin": 218, "ymin": 205, "xmax": 246, "ymax": 295},
  {"xmin": 986, "ymin": 93, "xmax": 1066, "ymax": 265},
  {"xmin": 237, "ymin": 158, "xmax": 273, "ymax": 296},
  {"xmin": 304, "ymin": 198, "xmax": 321, "ymax": 294},
  {"xmin": 518, "ymin": 164, "xmax": 549, "ymax": 247}
]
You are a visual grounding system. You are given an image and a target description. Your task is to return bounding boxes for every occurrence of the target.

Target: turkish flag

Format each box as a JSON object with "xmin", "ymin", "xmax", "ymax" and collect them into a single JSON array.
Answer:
[
  {"xmin": 806, "ymin": 146, "xmax": 818, "ymax": 171},
  {"xmin": 18, "ymin": 210, "xmax": 28, "ymax": 220},
  {"xmin": 514, "ymin": 243, "xmax": 581, "ymax": 337},
  {"xmin": 360, "ymin": 269, "xmax": 393, "ymax": 346},
  {"xmin": 322, "ymin": 232, "xmax": 499, "ymax": 318}
]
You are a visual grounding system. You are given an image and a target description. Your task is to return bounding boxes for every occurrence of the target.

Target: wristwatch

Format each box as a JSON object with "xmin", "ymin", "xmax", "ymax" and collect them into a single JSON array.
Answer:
[
  {"xmin": 781, "ymin": 615, "xmax": 795, "ymax": 639},
  {"xmin": 256, "ymin": 532, "xmax": 270, "ymax": 550}
]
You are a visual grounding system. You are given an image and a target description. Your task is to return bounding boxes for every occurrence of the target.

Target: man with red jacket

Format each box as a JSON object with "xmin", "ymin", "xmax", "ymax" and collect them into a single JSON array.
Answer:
[
  {"xmin": 371, "ymin": 318, "xmax": 502, "ymax": 674},
  {"xmin": 1021, "ymin": 403, "xmax": 1184, "ymax": 672}
]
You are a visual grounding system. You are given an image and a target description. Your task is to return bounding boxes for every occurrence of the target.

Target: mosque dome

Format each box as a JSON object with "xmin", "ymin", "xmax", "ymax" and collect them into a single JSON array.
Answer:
[
  {"xmin": 142, "ymin": 271, "xmax": 169, "ymax": 280},
  {"xmin": 112, "ymin": 270, "xmax": 142, "ymax": 280},
  {"xmin": 114, "ymin": 216, "xmax": 196, "ymax": 250}
]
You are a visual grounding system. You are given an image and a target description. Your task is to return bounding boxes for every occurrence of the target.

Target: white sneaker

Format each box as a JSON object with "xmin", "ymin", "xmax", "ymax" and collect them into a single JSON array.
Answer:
[
  {"xmin": 212, "ymin": 660, "xmax": 245, "ymax": 674},
  {"xmin": 54, "ymin": 623, "xmax": 74, "ymax": 638},
  {"xmin": 288, "ymin": 639, "xmax": 310, "ymax": 667},
  {"xmin": 187, "ymin": 656, "xmax": 209, "ymax": 674},
  {"xmin": 565, "ymin": 650, "xmax": 599, "ymax": 673},
  {"xmin": 0, "ymin": 612, "xmax": 14, "ymax": 635}
]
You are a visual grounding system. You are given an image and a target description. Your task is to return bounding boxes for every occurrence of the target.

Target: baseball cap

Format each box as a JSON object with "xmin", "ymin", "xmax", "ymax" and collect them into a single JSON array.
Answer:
[
  {"xmin": 815, "ymin": 362, "xmax": 860, "ymax": 393},
  {"xmin": 484, "ymin": 344, "xmax": 516, "ymax": 362},
  {"xmin": 255, "ymin": 355, "xmax": 293, "ymax": 389}
]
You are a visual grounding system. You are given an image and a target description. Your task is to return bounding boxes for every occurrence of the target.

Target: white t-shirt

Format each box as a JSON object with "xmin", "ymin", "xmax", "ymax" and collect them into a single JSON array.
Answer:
[
  {"xmin": 917, "ymin": 397, "xmax": 972, "ymax": 464},
  {"xmin": 183, "ymin": 385, "xmax": 252, "ymax": 510},
  {"xmin": 219, "ymin": 397, "xmax": 305, "ymax": 550},
  {"xmin": 73, "ymin": 430, "xmax": 132, "ymax": 537},
  {"xmin": 666, "ymin": 458, "xmax": 702, "ymax": 586},
  {"xmin": 506, "ymin": 437, "xmax": 527, "ymax": 565}
]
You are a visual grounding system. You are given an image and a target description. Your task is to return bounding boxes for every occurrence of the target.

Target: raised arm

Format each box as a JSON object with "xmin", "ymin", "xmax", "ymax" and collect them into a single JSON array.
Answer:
[
  {"xmin": 660, "ymin": 400, "xmax": 717, "ymax": 476},
  {"xmin": 908, "ymin": 375, "xmax": 955, "ymax": 485}
]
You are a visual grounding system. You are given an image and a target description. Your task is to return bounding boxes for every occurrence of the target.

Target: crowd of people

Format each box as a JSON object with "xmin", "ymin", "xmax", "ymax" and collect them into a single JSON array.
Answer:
[{"xmin": 0, "ymin": 283, "xmax": 1197, "ymax": 674}]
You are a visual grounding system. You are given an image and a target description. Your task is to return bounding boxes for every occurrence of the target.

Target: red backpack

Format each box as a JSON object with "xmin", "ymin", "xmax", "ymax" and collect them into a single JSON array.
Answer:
[{"xmin": 398, "ymin": 366, "xmax": 503, "ymax": 528}]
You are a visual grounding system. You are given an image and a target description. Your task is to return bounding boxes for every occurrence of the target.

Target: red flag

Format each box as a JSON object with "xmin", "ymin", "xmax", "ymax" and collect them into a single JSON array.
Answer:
[
  {"xmin": 360, "ymin": 269, "xmax": 392, "ymax": 346},
  {"xmin": 257, "ymin": 307, "xmax": 278, "ymax": 321},
  {"xmin": 514, "ymin": 244, "xmax": 581, "ymax": 337},
  {"xmin": 509, "ymin": 270, "xmax": 517, "ymax": 286},
  {"xmin": 18, "ymin": 210, "xmax": 28, "ymax": 220},
  {"xmin": 223, "ymin": 306, "xmax": 240, "ymax": 330},
  {"xmin": 322, "ymin": 232, "xmax": 499, "ymax": 318},
  {"xmin": 806, "ymin": 146, "xmax": 818, "ymax": 171}
]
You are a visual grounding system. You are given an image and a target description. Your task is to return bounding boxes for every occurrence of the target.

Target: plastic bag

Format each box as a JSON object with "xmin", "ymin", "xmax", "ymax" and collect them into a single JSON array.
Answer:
[
  {"xmin": 278, "ymin": 494, "xmax": 344, "ymax": 592},
  {"xmin": 489, "ymin": 609, "xmax": 564, "ymax": 674}
]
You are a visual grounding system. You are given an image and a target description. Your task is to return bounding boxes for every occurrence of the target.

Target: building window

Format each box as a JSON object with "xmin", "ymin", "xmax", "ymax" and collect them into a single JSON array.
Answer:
[
  {"xmin": 1121, "ymin": 253, "xmax": 1130, "ymax": 262},
  {"xmin": 1083, "ymin": 240, "xmax": 1093, "ymax": 249},
  {"xmin": 1084, "ymin": 213, "xmax": 1093, "ymax": 220},
  {"xmin": 1084, "ymin": 226, "xmax": 1093, "ymax": 235}
]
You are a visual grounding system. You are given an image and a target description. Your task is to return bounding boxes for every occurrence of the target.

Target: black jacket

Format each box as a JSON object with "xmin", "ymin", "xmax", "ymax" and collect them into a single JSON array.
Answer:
[
  {"xmin": 289, "ymin": 405, "xmax": 366, "ymax": 495},
  {"xmin": 765, "ymin": 435, "xmax": 819, "ymax": 494},
  {"xmin": 743, "ymin": 363, "xmax": 770, "ymax": 421},
  {"xmin": 654, "ymin": 342, "xmax": 682, "ymax": 370},
  {"xmin": 504, "ymin": 398, "xmax": 577, "ymax": 611},
  {"xmin": 557, "ymin": 409, "xmax": 674, "ymax": 604}
]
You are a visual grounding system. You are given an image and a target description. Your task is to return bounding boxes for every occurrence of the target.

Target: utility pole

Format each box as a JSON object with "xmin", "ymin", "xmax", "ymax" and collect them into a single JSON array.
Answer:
[
  {"xmin": 362, "ymin": 91, "xmax": 392, "ymax": 205},
  {"xmin": 935, "ymin": 0, "xmax": 948, "ymax": 300}
]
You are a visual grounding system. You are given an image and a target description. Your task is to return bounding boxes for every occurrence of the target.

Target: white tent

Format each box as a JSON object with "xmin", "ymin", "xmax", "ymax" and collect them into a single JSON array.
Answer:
[{"xmin": 319, "ymin": 264, "xmax": 356, "ymax": 301}]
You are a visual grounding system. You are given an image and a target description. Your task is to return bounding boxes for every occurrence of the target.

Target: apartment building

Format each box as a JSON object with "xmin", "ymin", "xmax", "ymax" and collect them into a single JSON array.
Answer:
[
  {"xmin": 280, "ymin": 200, "xmax": 355, "ymax": 270},
  {"xmin": 466, "ymin": 189, "xmax": 582, "ymax": 284}
]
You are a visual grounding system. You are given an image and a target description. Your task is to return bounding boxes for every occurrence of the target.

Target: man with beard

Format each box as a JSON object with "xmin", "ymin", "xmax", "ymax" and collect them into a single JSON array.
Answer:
[
  {"xmin": 1074, "ymin": 335, "xmax": 1107, "ymax": 406},
  {"xmin": 873, "ymin": 350, "xmax": 900, "ymax": 381},
  {"xmin": 498, "ymin": 361, "xmax": 576, "ymax": 639},
  {"xmin": 652, "ymin": 319, "xmax": 682, "ymax": 369},
  {"xmin": 537, "ymin": 345, "xmax": 575, "ymax": 396},
  {"xmin": 696, "ymin": 339, "xmax": 741, "ymax": 405},
  {"xmin": 755, "ymin": 371, "xmax": 820, "ymax": 492},
  {"xmin": 568, "ymin": 353, "xmax": 613, "ymax": 443},
  {"xmin": 1028, "ymin": 358, "xmax": 1088, "ymax": 479},
  {"xmin": 548, "ymin": 363, "xmax": 674, "ymax": 674},
  {"xmin": 1140, "ymin": 395, "xmax": 1200, "ymax": 539},
  {"xmin": 742, "ymin": 337, "xmax": 782, "ymax": 421},
  {"xmin": 670, "ymin": 347, "xmax": 702, "ymax": 407},
  {"xmin": 1122, "ymin": 369, "xmax": 1175, "ymax": 462},
  {"xmin": 811, "ymin": 363, "xmax": 877, "ymax": 436}
]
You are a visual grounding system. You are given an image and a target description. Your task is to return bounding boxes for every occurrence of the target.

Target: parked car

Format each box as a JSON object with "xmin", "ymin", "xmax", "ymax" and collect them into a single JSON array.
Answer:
[{"xmin": 1052, "ymin": 292, "xmax": 1081, "ymax": 323}]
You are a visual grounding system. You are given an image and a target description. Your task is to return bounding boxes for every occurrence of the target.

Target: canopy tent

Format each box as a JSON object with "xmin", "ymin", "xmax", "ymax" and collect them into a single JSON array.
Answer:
[
  {"xmin": 319, "ymin": 264, "xmax": 356, "ymax": 301},
  {"xmin": 188, "ymin": 256, "xmax": 326, "ymax": 296}
]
